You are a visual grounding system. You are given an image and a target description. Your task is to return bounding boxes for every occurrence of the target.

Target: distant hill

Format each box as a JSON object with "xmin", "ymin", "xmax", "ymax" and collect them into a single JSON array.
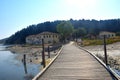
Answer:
[
  {"xmin": 0, "ymin": 38, "xmax": 8, "ymax": 44},
  {"xmin": 5, "ymin": 19, "xmax": 120, "ymax": 44}
]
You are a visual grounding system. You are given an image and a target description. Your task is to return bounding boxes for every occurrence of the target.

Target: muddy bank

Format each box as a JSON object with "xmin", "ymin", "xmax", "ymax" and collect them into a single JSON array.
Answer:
[
  {"xmin": 6, "ymin": 45, "xmax": 58, "ymax": 64},
  {"xmin": 6, "ymin": 45, "xmax": 42, "ymax": 54},
  {"xmin": 83, "ymin": 42, "xmax": 120, "ymax": 57}
]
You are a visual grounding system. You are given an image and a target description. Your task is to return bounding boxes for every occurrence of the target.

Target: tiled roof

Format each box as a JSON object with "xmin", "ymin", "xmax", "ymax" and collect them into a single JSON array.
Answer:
[{"xmin": 26, "ymin": 32, "xmax": 58, "ymax": 39}]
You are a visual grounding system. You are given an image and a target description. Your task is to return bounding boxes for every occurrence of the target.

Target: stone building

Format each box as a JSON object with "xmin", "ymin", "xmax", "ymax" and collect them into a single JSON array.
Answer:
[
  {"xmin": 26, "ymin": 32, "xmax": 59, "ymax": 44},
  {"xmin": 99, "ymin": 31, "xmax": 116, "ymax": 38}
]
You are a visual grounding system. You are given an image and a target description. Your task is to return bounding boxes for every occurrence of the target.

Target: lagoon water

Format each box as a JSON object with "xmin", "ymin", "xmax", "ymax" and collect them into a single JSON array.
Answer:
[{"xmin": 0, "ymin": 44, "xmax": 41, "ymax": 80}]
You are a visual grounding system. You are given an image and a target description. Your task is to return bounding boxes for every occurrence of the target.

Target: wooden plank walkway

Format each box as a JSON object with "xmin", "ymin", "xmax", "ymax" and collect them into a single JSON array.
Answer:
[{"xmin": 38, "ymin": 42, "xmax": 113, "ymax": 80}]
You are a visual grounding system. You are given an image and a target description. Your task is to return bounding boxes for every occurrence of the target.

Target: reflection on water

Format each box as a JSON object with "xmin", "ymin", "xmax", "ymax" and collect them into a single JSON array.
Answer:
[{"xmin": 0, "ymin": 45, "xmax": 41, "ymax": 80}]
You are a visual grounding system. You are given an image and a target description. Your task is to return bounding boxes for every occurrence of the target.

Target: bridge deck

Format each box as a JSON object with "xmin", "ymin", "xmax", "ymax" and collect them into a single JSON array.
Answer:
[{"xmin": 38, "ymin": 42, "xmax": 113, "ymax": 80}]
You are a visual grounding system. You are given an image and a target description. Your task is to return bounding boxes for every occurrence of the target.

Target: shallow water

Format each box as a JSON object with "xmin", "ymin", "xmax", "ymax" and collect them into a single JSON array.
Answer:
[{"xmin": 0, "ymin": 44, "xmax": 41, "ymax": 80}]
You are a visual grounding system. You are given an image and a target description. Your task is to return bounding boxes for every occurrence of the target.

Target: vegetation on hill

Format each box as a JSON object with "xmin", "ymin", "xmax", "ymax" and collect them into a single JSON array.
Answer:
[
  {"xmin": 0, "ymin": 38, "xmax": 8, "ymax": 44},
  {"xmin": 5, "ymin": 19, "xmax": 120, "ymax": 44}
]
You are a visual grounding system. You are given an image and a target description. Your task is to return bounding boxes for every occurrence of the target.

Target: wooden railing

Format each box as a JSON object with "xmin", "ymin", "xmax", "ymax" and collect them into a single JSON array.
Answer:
[{"xmin": 77, "ymin": 45, "xmax": 120, "ymax": 80}]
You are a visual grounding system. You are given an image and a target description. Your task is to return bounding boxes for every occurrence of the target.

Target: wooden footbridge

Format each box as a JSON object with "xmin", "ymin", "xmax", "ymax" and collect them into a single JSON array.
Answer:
[{"xmin": 33, "ymin": 42, "xmax": 120, "ymax": 80}]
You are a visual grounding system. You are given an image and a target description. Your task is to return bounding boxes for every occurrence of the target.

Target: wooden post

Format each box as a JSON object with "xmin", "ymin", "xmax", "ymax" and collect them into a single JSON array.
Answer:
[
  {"xmin": 48, "ymin": 46, "xmax": 50, "ymax": 58},
  {"xmin": 42, "ymin": 39, "xmax": 46, "ymax": 68},
  {"xmin": 75, "ymin": 33, "xmax": 77, "ymax": 42},
  {"xmin": 23, "ymin": 54, "xmax": 26, "ymax": 65},
  {"xmin": 53, "ymin": 46, "xmax": 55, "ymax": 53},
  {"xmin": 103, "ymin": 35, "xmax": 108, "ymax": 65},
  {"xmin": 23, "ymin": 54, "xmax": 27, "ymax": 74}
]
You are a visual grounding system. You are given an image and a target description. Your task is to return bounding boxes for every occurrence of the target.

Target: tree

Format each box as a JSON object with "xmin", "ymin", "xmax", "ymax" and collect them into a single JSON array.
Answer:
[
  {"xmin": 57, "ymin": 21, "xmax": 74, "ymax": 42},
  {"xmin": 76, "ymin": 28, "xmax": 87, "ymax": 37}
]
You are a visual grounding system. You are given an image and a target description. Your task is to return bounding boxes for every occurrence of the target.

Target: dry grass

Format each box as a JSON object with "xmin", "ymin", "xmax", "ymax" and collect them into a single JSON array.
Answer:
[{"xmin": 82, "ymin": 36, "xmax": 120, "ymax": 46}]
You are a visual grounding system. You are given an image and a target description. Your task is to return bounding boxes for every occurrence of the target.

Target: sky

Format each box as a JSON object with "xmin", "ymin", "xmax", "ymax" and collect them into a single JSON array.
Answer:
[{"xmin": 0, "ymin": 0, "xmax": 120, "ymax": 39}]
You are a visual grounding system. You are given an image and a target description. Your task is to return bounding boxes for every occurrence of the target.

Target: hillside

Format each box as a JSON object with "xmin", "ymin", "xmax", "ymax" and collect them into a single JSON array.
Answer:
[
  {"xmin": 0, "ymin": 38, "xmax": 8, "ymax": 44},
  {"xmin": 5, "ymin": 19, "xmax": 120, "ymax": 44}
]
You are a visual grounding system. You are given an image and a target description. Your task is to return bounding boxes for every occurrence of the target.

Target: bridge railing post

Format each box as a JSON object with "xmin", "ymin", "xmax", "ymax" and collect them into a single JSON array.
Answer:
[
  {"xmin": 48, "ymin": 46, "xmax": 50, "ymax": 58},
  {"xmin": 103, "ymin": 35, "xmax": 108, "ymax": 66},
  {"xmin": 41, "ymin": 39, "xmax": 46, "ymax": 68},
  {"xmin": 23, "ymin": 54, "xmax": 27, "ymax": 74}
]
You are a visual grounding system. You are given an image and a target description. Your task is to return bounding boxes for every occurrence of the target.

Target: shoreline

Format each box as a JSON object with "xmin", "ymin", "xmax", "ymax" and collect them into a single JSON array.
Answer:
[
  {"xmin": 83, "ymin": 42, "xmax": 120, "ymax": 57},
  {"xmin": 6, "ymin": 45, "xmax": 58, "ymax": 64}
]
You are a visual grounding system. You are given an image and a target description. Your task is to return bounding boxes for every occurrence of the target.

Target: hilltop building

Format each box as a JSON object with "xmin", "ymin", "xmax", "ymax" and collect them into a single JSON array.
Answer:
[
  {"xmin": 99, "ymin": 31, "xmax": 116, "ymax": 38},
  {"xmin": 26, "ymin": 32, "xmax": 59, "ymax": 44}
]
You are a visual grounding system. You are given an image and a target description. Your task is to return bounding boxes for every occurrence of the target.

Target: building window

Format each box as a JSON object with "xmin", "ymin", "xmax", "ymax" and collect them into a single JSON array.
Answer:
[
  {"xmin": 44, "ymin": 35, "xmax": 45, "ymax": 38},
  {"xmin": 112, "ymin": 34, "xmax": 114, "ymax": 37},
  {"xmin": 49, "ymin": 35, "xmax": 51, "ymax": 38}
]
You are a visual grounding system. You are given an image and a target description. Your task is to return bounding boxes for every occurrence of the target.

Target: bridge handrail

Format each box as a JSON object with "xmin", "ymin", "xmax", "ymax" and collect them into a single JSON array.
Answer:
[
  {"xmin": 32, "ymin": 46, "xmax": 64, "ymax": 80},
  {"xmin": 77, "ymin": 45, "xmax": 120, "ymax": 80}
]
